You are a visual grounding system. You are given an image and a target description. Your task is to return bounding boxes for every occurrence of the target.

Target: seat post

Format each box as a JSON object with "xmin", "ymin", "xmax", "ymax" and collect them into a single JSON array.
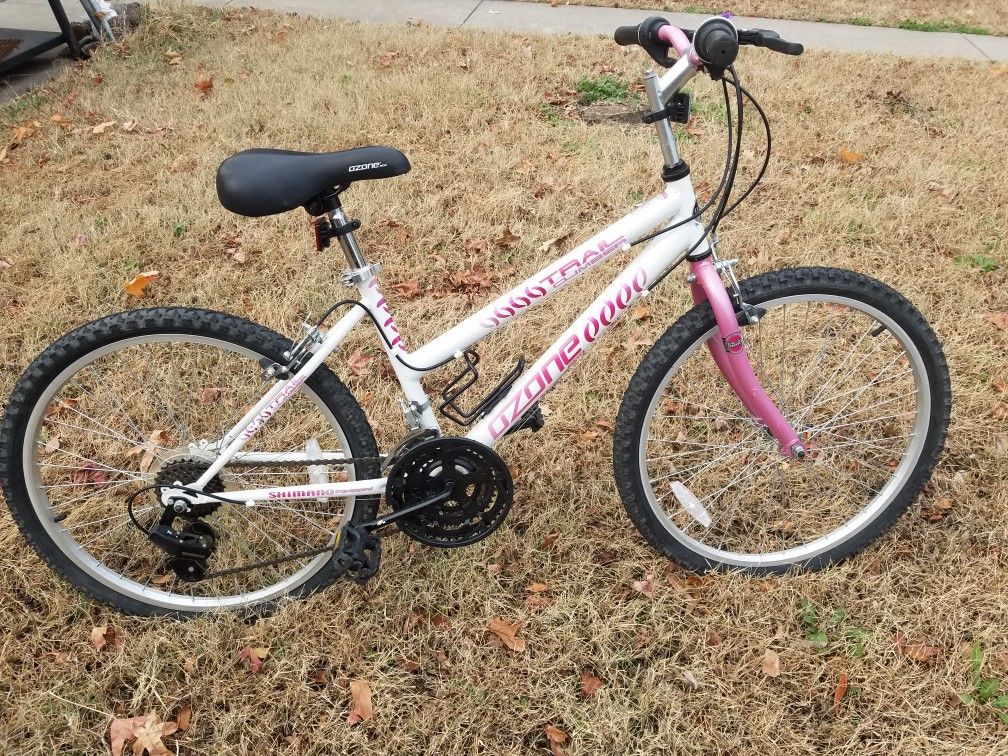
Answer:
[{"xmin": 328, "ymin": 206, "xmax": 367, "ymax": 269}]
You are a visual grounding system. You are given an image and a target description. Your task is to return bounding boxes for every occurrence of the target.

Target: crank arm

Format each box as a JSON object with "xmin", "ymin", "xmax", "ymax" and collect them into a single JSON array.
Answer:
[{"xmin": 361, "ymin": 485, "xmax": 454, "ymax": 531}]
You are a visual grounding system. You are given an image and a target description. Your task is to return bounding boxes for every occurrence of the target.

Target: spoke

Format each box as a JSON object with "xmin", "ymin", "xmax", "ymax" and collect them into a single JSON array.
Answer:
[
  {"xmin": 230, "ymin": 505, "xmax": 314, "ymax": 553},
  {"xmin": 86, "ymin": 364, "xmax": 148, "ymax": 443},
  {"xmin": 649, "ymin": 431, "xmax": 762, "ymax": 486},
  {"xmin": 42, "ymin": 476, "xmax": 138, "ymax": 491},
  {"xmin": 77, "ymin": 516, "xmax": 137, "ymax": 550},
  {"xmin": 36, "ymin": 445, "xmax": 147, "ymax": 481},
  {"xmin": 68, "ymin": 504, "xmax": 155, "ymax": 532},
  {"xmin": 42, "ymin": 478, "xmax": 140, "ymax": 510},
  {"xmin": 800, "ymin": 365, "xmax": 913, "ymax": 433},
  {"xmin": 783, "ymin": 306, "xmax": 841, "ymax": 410},
  {"xmin": 807, "ymin": 409, "xmax": 916, "ymax": 435},
  {"xmin": 797, "ymin": 321, "xmax": 881, "ymax": 422},
  {"xmin": 42, "ymin": 417, "xmax": 171, "ymax": 456},
  {"xmin": 795, "ymin": 354, "xmax": 911, "ymax": 428}
]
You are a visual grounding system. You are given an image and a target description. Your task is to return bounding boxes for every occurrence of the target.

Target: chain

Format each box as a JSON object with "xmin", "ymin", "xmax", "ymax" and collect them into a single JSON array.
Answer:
[
  {"xmin": 202, "ymin": 543, "xmax": 335, "ymax": 579},
  {"xmin": 223, "ymin": 455, "xmax": 383, "ymax": 469}
]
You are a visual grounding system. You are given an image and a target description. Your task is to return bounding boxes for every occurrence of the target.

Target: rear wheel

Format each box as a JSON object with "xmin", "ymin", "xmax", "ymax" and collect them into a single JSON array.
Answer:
[
  {"xmin": 0, "ymin": 308, "xmax": 380, "ymax": 616},
  {"xmin": 614, "ymin": 267, "xmax": 951, "ymax": 572}
]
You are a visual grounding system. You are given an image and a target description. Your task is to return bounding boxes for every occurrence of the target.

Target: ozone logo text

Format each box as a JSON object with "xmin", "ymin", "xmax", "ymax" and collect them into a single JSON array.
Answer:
[{"xmin": 487, "ymin": 268, "xmax": 647, "ymax": 439}]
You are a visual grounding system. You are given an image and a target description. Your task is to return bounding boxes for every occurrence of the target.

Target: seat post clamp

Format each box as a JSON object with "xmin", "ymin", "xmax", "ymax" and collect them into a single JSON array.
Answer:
[{"xmin": 314, "ymin": 216, "xmax": 361, "ymax": 251}]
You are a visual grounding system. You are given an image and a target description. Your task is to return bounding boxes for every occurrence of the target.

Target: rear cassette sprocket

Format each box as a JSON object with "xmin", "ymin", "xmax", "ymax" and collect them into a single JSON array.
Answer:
[{"xmin": 385, "ymin": 437, "xmax": 513, "ymax": 547}]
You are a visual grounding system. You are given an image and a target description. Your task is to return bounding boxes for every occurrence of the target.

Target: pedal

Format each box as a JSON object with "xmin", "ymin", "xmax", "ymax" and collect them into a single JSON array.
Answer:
[
  {"xmin": 505, "ymin": 403, "xmax": 545, "ymax": 436},
  {"xmin": 331, "ymin": 524, "xmax": 381, "ymax": 583}
]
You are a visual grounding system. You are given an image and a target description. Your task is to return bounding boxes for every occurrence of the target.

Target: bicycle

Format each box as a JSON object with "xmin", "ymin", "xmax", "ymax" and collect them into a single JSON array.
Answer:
[{"xmin": 0, "ymin": 16, "xmax": 951, "ymax": 616}]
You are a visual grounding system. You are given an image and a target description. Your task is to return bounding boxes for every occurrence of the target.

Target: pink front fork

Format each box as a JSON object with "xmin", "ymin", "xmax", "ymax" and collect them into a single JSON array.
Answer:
[{"xmin": 689, "ymin": 257, "xmax": 802, "ymax": 457}]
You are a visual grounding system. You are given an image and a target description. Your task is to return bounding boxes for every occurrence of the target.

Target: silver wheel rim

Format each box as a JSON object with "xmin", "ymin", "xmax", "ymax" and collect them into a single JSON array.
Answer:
[
  {"xmin": 637, "ymin": 293, "xmax": 931, "ymax": 568},
  {"xmin": 23, "ymin": 334, "xmax": 357, "ymax": 611}
]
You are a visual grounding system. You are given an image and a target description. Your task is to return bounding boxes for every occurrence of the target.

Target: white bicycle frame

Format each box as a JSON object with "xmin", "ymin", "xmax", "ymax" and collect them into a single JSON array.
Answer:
[{"xmin": 180, "ymin": 47, "xmax": 800, "ymax": 509}]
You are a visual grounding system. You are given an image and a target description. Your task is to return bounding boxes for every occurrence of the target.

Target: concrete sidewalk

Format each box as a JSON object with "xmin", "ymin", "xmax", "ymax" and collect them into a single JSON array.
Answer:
[
  {"xmin": 188, "ymin": 0, "xmax": 1008, "ymax": 61},
  {"xmin": 2, "ymin": 0, "xmax": 1006, "ymax": 100}
]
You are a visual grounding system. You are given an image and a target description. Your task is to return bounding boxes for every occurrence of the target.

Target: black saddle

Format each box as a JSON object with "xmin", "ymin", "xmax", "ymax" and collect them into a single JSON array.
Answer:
[{"xmin": 216, "ymin": 146, "xmax": 410, "ymax": 217}]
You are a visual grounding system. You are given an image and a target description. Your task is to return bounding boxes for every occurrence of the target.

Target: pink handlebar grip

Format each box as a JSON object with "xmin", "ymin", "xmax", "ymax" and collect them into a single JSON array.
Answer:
[{"xmin": 657, "ymin": 25, "xmax": 701, "ymax": 66}]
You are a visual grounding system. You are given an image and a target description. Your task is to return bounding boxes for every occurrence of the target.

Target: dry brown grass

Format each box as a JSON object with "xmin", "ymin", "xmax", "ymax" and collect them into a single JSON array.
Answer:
[
  {"xmin": 2, "ymin": 4, "xmax": 1008, "ymax": 754},
  {"xmin": 539, "ymin": 0, "xmax": 1008, "ymax": 36}
]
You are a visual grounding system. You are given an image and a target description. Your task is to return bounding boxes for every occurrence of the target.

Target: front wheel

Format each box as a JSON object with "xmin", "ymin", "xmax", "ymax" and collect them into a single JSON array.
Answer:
[{"xmin": 614, "ymin": 267, "xmax": 951, "ymax": 573}]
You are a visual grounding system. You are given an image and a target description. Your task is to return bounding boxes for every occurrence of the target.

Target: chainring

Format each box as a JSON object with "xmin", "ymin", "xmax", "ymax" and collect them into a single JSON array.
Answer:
[
  {"xmin": 153, "ymin": 457, "xmax": 226, "ymax": 518},
  {"xmin": 385, "ymin": 437, "xmax": 514, "ymax": 547}
]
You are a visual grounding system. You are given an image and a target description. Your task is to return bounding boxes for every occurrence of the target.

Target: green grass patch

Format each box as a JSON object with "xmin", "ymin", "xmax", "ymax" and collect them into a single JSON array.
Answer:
[
  {"xmin": 897, "ymin": 19, "xmax": 990, "ymax": 35},
  {"xmin": 959, "ymin": 645, "xmax": 1008, "ymax": 724},
  {"xmin": 848, "ymin": 17, "xmax": 872, "ymax": 27},
  {"xmin": 801, "ymin": 599, "xmax": 869, "ymax": 658},
  {"xmin": 575, "ymin": 76, "xmax": 631, "ymax": 105},
  {"xmin": 954, "ymin": 253, "xmax": 1000, "ymax": 273}
]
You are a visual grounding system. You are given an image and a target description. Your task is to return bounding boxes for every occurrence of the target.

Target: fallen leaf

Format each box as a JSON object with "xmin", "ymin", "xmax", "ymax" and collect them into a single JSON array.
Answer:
[
  {"xmin": 347, "ymin": 679, "xmax": 373, "ymax": 725},
  {"xmin": 392, "ymin": 279, "xmax": 422, "ymax": 298},
  {"xmin": 42, "ymin": 434, "xmax": 61, "ymax": 454},
  {"xmin": 538, "ymin": 233, "xmax": 571, "ymax": 254},
  {"xmin": 91, "ymin": 624, "xmax": 109, "ymax": 650},
  {"xmin": 682, "ymin": 669, "xmax": 700, "ymax": 687},
  {"xmin": 90, "ymin": 625, "xmax": 122, "ymax": 651},
  {"xmin": 199, "ymin": 387, "xmax": 221, "ymax": 404},
  {"xmin": 761, "ymin": 648, "xmax": 781, "ymax": 677},
  {"xmin": 706, "ymin": 628, "xmax": 724, "ymax": 646},
  {"xmin": 488, "ymin": 617, "xmax": 526, "ymax": 652},
  {"xmin": 109, "ymin": 714, "xmax": 148, "ymax": 756},
  {"xmin": 838, "ymin": 147, "xmax": 864, "ymax": 164},
  {"xmin": 91, "ymin": 120, "xmax": 117, "ymax": 135},
  {"xmin": 493, "ymin": 227, "xmax": 520, "ymax": 249},
  {"xmin": 346, "ymin": 348, "xmax": 371, "ymax": 378},
  {"xmin": 926, "ymin": 180, "xmax": 951, "ymax": 197},
  {"xmin": 580, "ymin": 671, "xmax": 603, "ymax": 697},
  {"xmin": 921, "ymin": 496, "xmax": 954, "ymax": 523},
  {"xmin": 124, "ymin": 270, "xmax": 159, "ymax": 298},
  {"xmin": 892, "ymin": 632, "xmax": 941, "ymax": 663},
  {"xmin": 164, "ymin": 49, "xmax": 183, "ymax": 65},
  {"xmin": 631, "ymin": 305, "xmax": 651, "ymax": 321},
  {"xmin": 632, "ymin": 574, "xmax": 656, "ymax": 599},
  {"xmin": 833, "ymin": 672, "xmax": 849, "ymax": 714},
  {"xmin": 9, "ymin": 121, "xmax": 40, "ymax": 147},
  {"xmin": 73, "ymin": 463, "xmax": 108, "ymax": 487},
  {"xmin": 376, "ymin": 51, "xmax": 399, "ymax": 68},
  {"xmin": 237, "ymin": 645, "xmax": 269, "ymax": 672},
  {"xmin": 194, "ymin": 77, "xmax": 214, "ymax": 96},
  {"xmin": 984, "ymin": 312, "xmax": 1008, "ymax": 330},
  {"xmin": 50, "ymin": 113, "xmax": 74, "ymax": 129},
  {"xmin": 230, "ymin": 247, "xmax": 247, "ymax": 264},
  {"xmin": 129, "ymin": 428, "xmax": 169, "ymax": 474},
  {"xmin": 527, "ymin": 582, "xmax": 549, "ymax": 593},
  {"xmin": 545, "ymin": 724, "xmax": 568, "ymax": 756},
  {"xmin": 183, "ymin": 656, "xmax": 196, "ymax": 674},
  {"xmin": 91, "ymin": 73, "xmax": 104, "ymax": 84},
  {"xmin": 131, "ymin": 711, "xmax": 177, "ymax": 756},
  {"xmin": 175, "ymin": 704, "xmax": 192, "ymax": 731},
  {"xmin": 430, "ymin": 614, "xmax": 452, "ymax": 631}
]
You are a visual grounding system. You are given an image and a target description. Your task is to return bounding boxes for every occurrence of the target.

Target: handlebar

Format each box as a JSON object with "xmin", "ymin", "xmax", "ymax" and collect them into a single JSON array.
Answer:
[{"xmin": 614, "ymin": 15, "xmax": 803, "ymax": 72}]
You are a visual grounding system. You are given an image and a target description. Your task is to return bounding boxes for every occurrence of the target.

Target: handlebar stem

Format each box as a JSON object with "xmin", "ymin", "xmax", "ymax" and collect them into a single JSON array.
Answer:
[{"xmin": 644, "ymin": 70, "xmax": 680, "ymax": 166}]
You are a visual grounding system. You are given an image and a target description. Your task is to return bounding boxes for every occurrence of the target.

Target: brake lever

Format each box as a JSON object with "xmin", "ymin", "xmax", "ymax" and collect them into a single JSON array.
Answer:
[{"xmin": 739, "ymin": 28, "xmax": 804, "ymax": 56}]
